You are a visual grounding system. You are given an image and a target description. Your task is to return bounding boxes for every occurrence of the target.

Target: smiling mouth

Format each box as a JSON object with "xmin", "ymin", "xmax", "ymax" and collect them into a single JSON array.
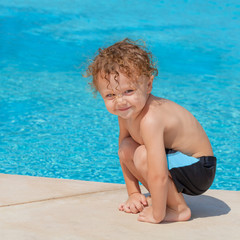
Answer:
[{"xmin": 118, "ymin": 106, "xmax": 131, "ymax": 111}]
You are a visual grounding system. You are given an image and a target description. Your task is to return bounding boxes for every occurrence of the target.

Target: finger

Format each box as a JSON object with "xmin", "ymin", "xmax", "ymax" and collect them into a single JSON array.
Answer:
[
  {"xmin": 118, "ymin": 203, "xmax": 124, "ymax": 211},
  {"xmin": 123, "ymin": 204, "xmax": 132, "ymax": 213},
  {"xmin": 140, "ymin": 195, "xmax": 148, "ymax": 206},
  {"xmin": 129, "ymin": 204, "xmax": 139, "ymax": 214},
  {"xmin": 135, "ymin": 202, "xmax": 144, "ymax": 212}
]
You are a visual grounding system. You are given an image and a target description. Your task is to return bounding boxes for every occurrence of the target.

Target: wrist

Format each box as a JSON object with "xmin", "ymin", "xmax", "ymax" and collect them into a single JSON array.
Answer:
[{"xmin": 129, "ymin": 191, "xmax": 141, "ymax": 196}]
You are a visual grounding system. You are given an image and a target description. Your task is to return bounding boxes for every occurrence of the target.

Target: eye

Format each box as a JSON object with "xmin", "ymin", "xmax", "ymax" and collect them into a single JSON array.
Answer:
[
  {"xmin": 105, "ymin": 93, "xmax": 115, "ymax": 99},
  {"xmin": 124, "ymin": 89, "xmax": 134, "ymax": 95}
]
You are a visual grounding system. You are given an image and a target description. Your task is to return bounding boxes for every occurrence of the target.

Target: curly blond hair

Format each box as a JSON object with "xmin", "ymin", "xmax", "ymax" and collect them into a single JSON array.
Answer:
[{"xmin": 85, "ymin": 38, "xmax": 158, "ymax": 92}]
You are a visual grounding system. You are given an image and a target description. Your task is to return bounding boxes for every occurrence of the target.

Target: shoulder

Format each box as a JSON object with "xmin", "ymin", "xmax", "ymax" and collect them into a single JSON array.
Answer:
[
  {"xmin": 139, "ymin": 99, "xmax": 165, "ymax": 140},
  {"xmin": 139, "ymin": 105, "xmax": 166, "ymax": 149},
  {"xmin": 144, "ymin": 97, "xmax": 190, "ymax": 126},
  {"xmin": 139, "ymin": 96, "xmax": 184, "ymax": 139},
  {"xmin": 140, "ymin": 96, "xmax": 169, "ymax": 130}
]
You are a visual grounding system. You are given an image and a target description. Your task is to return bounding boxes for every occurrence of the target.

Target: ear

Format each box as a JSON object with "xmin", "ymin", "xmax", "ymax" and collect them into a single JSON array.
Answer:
[{"xmin": 147, "ymin": 75, "xmax": 154, "ymax": 93}]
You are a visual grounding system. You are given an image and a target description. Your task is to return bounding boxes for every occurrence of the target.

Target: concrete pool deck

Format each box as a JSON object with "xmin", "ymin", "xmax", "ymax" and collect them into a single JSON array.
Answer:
[{"xmin": 0, "ymin": 174, "xmax": 239, "ymax": 240}]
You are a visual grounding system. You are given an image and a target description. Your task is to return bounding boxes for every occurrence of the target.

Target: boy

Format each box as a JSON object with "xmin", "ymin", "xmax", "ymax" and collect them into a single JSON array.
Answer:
[{"xmin": 85, "ymin": 38, "xmax": 216, "ymax": 224}]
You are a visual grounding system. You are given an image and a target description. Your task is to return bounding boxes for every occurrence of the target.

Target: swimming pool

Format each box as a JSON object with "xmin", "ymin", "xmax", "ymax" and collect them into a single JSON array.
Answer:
[{"xmin": 0, "ymin": 0, "xmax": 239, "ymax": 191}]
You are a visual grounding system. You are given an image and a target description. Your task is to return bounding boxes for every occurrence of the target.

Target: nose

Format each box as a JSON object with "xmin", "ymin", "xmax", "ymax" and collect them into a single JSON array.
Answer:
[{"xmin": 115, "ymin": 94, "xmax": 126, "ymax": 103}]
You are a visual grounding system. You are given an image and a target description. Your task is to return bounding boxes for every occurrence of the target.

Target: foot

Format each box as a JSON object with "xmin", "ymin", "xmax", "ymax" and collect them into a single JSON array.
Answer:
[{"xmin": 164, "ymin": 206, "xmax": 191, "ymax": 222}]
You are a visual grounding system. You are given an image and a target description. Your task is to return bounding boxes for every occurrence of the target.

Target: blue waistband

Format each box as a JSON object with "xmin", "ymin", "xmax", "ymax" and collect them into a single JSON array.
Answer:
[{"xmin": 166, "ymin": 151, "xmax": 199, "ymax": 170}]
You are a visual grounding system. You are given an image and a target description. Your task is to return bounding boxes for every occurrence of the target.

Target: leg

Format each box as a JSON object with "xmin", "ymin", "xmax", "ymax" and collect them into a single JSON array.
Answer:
[
  {"xmin": 133, "ymin": 145, "xmax": 191, "ymax": 222},
  {"xmin": 118, "ymin": 137, "xmax": 149, "ymax": 213},
  {"xmin": 164, "ymin": 176, "xmax": 191, "ymax": 222},
  {"xmin": 119, "ymin": 138, "xmax": 148, "ymax": 190}
]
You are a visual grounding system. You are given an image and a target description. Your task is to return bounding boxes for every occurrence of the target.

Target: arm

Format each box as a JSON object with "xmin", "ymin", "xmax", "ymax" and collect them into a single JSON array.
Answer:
[
  {"xmin": 118, "ymin": 117, "xmax": 141, "ymax": 196},
  {"xmin": 118, "ymin": 117, "xmax": 147, "ymax": 213},
  {"xmin": 138, "ymin": 117, "xmax": 169, "ymax": 223}
]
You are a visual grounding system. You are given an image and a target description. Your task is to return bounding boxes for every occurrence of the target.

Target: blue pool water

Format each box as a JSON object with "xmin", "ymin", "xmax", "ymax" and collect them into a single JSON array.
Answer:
[{"xmin": 0, "ymin": 0, "xmax": 239, "ymax": 190}]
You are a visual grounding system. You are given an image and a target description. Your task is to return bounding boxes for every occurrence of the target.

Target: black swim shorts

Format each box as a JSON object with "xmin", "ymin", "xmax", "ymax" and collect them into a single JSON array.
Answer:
[{"xmin": 166, "ymin": 149, "xmax": 217, "ymax": 196}]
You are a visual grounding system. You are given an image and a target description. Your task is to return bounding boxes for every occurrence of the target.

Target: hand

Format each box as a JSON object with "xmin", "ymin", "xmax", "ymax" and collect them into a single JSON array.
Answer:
[
  {"xmin": 118, "ymin": 193, "xmax": 148, "ymax": 214},
  {"xmin": 138, "ymin": 206, "xmax": 160, "ymax": 224}
]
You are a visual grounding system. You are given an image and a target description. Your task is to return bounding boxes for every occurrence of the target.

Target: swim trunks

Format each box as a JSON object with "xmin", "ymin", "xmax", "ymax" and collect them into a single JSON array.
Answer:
[{"xmin": 165, "ymin": 149, "xmax": 217, "ymax": 195}]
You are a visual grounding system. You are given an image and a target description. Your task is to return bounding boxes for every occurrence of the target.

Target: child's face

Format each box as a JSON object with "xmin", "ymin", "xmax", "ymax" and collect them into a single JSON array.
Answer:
[{"xmin": 97, "ymin": 72, "xmax": 153, "ymax": 120}]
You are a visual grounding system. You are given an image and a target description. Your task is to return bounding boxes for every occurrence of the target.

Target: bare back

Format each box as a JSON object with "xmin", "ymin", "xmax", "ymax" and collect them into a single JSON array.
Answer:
[{"xmin": 122, "ymin": 95, "xmax": 213, "ymax": 158}]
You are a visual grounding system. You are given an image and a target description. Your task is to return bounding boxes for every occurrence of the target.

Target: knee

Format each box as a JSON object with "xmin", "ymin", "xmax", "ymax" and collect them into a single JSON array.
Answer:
[
  {"xmin": 133, "ymin": 145, "xmax": 147, "ymax": 170},
  {"xmin": 118, "ymin": 146, "xmax": 128, "ymax": 164},
  {"xmin": 118, "ymin": 137, "xmax": 138, "ymax": 164}
]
